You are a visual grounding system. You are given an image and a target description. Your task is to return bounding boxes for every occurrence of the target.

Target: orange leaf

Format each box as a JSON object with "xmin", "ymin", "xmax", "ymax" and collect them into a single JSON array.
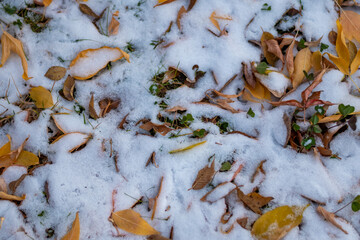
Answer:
[
  {"xmin": 109, "ymin": 15, "xmax": 120, "ymax": 36},
  {"xmin": 62, "ymin": 212, "xmax": 80, "ymax": 240},
  {"xmin": 317, "ymin": 206, "xmax": 348, "ymax": 234},
  {"xmin": 0, "ymin": 191, "xmax": 25, "ymax": 202},
  {"xmin": 43, "ymin": 0, "xmax": 52, "ymax": 7},
  {"xmin": 177, "ymin": 6, "xmax": 187, "ymax": 30},
  {"xmin": 0, "ymin": 30, "xmax": 32, "ymax": 80}
]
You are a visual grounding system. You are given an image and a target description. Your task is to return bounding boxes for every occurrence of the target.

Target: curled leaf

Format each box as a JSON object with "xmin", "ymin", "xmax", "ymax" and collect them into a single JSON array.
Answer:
[
  {"xmin": 0, "ymin": 192, "xmax": 25, "ymax": 202},
  {"xmin": 177, "ymin": 6, "xmax": 187, "ymax": 30},
  {"xmin": 111, "ymin": 209, "xmax": 159, "ymax": 236},
  {"xmin": 62, "ymin": 75, "xmax": 75, "ymax": 101},
  {"xmin": 69, "ymin": 47, "xmax": 130, "ymax": 80},
  {"xmin": 89, "ymin": 94, "xmax": 98, "ymax": 120},
  {"xmin": 29, "ymin": 86, "xmax": 54, "ymax": 109},
  {"xmin": 261, "ymin": 32, "xmax": 277, "ymax": 66},
  {"xmin": 317, "ymin": 206, "xmax": 348, "ymax": 234},
  {"xmin": 79, "ymin": 4, "xmax": 99, "ymax": 18}
]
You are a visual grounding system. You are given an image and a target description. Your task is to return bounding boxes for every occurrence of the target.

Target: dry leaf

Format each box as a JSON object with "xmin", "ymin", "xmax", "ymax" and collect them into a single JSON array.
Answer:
[
  {"xmin": 0, "ymin": 137, "xmax": 28, "ymax": 169},
  {"xmin": 69, "ymin": 47, "xmax": 130, "ymax": 80},
  {"xmin": 304, "ymin": 37, "xmax": 322, "ymax": 47},
  {"xmin": 79, "ymin": 4, "xmax": 99, "ymax": 18},
  {"xmin": 51, "ymin": 132, "xmax": 91, "ymax": 153},
  {"xmin": 318, "ymin": 111, "xmax": 360, "ymax": 123},
  {"xmin": 89, "ymin": 94, "xmax": 98, "ymax": 120},
  {"xmin": 151, "ymin": 176, "xmax": 164, "ymax": 220},
  {"xmin": 146, "ymin": 151, "xmax": 157, "ymax": 168},
  {"xmin": 140, "ymin": 121, "xmax": 172, "ymax": 136},
  {"xmin": 98, "ymin": 98, "xmax": 120, "ymax": 117},
  {"xmin": 154, "ymin": 0, "xmax": 176, "ymax": 7},
  {"xmin": 265, "ymin": 39, "xmax": 284, "ymax": 63},
  {"xmin": 189, "ymin": 160, "xmax": 215, "ymax": 190},
  {"xmin": 0, "ymin": 191, "xmax": 25, "ymax": 201},
  {"xmin": 0, "ymin": 30, "xmax": 31, "ymax": 80},
  {"xmin": 43, "ymin": 0, "xmax": 52, "ymax": 7},
  {"xmin": 0, "ymin": 135, "xmax": 11, "ymax": 157},
  {"xmin": 236, "ymin": 217, "xmax": 248, "ymax": 229},
  {"xmin": 237, "ymin": 189, "xmax": 273, "ymax": 214},
  {"xmin": 243, "ymin": 81, "xmax": 271, "ymax": 102},
  {"xmin": 45, "ymin": 66, "xmax": 67, "ymax": 81},
  {"xmin": 328, "ymin": 31, "xmax": 337, "ymax": 45},
  {"xmin": 62, "ymin": 212, "xmax": 80, "ymax": 240},
  {"xmin": 164, "ymin": 106, "xmax": 187, "ymax": 113},
  {"xmin": 9, "ymin": 174, "xmax": 27, "ymax": 193},
  {"xmin": 261, "ymin": 32, "xmax": 277, "ymax": 66},
  {"xmin": 292, "ymin": 47, "xmax": 311, "ymax": 88},
  {"xmin": 0, "ymin": 177, "xmax": 7, "ymax": 193},
  {"xmin": 29, "ymin": 86, "xmax": 54, "ymax": 109},
  {"xmin": 177, "ymin": 6, "xmax": 187, "ymax": 30},
  {"xmin": 108, "ymin": 15, "xmax": 120, "ymax": 36},
  {"xmin": 187, "ymin": 0, "xmax": 197, "ymax": 11},
  {"xmin": 251, "ymin": 160, "xmax": 266, "ymax": 183},
  {"xmin": 251, "ymin": 205, "xmax": 309, "ymax": 240},
  {"xmin": 200, "ymin": 182, "xmax": 236, "ymax": 202},
  {"xmin": 317, "ymin": 206, "xmax": 348, "ymax": 234},
  {"xmin": 311, "ymin": 51, "xmax": 323, "ymax": 72},
  {"xmin": 111, "ymin": 209, "xmax": 159, "ymax": 235},
  {"xmin": 169, "ymin": 140, "xmax": 206, "ymax": 154},
  {"xmin": 16, "ymin": 151, "xmax": 39, "ymax": 167},
  {"xmin": 209, "ymin": 11, "xmax": 232, "ymax": 32},
  {"xmin": 62, "ymin": 75, "xmax": 75, "ymax": 101},
  {"xmin": 340, "ymin": 10, "xmax": 360, "ymax": 43},
  {"xmin": 285, "ymin": 39, "xmax": 295, "ymax": 76},
  {"xmin": 242, "ymin": 62, "xmax": 256, "ymax": 88}
]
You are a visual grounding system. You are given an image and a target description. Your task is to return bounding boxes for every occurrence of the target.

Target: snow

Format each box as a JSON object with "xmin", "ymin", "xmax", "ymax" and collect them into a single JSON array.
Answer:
[{"xmin": 0, "ymin": 0, "xmax": 359, "ymax": 239}]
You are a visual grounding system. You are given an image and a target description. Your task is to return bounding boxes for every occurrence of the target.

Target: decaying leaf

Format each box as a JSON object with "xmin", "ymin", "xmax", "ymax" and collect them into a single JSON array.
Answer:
[
  {"xmin": 89, "ymin": 94, "xmax": 98, "ymax": 120},
  {"xmin": 111, "ymin": 209, "xmax": 159, "ymax": 235},
  {"xmin": 261, "ymin": 32, "xmax": 277, "ymax": 66},
  {"xmin": 285, "ymin": 38, "xmax": 295, "ymax": 76},
  {"xmin": 265, "ymin": 39, "xmax": 284, "ymax": 63},
  {"xmin": 177, "ymin": 6, "xmax": 187, "ymax": 30},
  {"xmin": 237, "ymin": 189, "xmax": 273, "ymax": 214},
  {"xmin": 292, "ymin": 47, "xmax": 311, "ymax": 88},
  {"xmin": 79, "ymin": 4, "xmax": 99, "ymax": 18},
  {"xmin": 169, "ymin": 140, "xmax": 206, "ymax": 154},
  {"xmin": 62, "ymin": 212, "xmax": 80, "ymax": 240},
  {"xmin": 151, "ymin": 176, "xmax": 164, "ymax": 220},
  {"xmin": 0, "ymin": 177, "xmax": 7, "ymax": 193},
  {"xmin": 317, "ymin": 206, "xmax": 348, "ymax": 234},
  {"xmin": 251, "ymin": 205, "xmax": 309, "ymax": 240},
  {"xmin": 98, "ymin": 98, "xmax": 120, "ymax": 117},
  {"xmin": 45, "ymin": 66, "xmax": 67, "ymax": 81},
  {"xmin": 140, "ymin": 121, "xmax": 173, "ymax": 136},
  {"xmin": 62, "ymin": 75, "xmax": 75, "ymax": 101},
  {"xmin": 69, "ymin": 47, "xmax": 130, "ymax": 80},
  {"xmin": 340, "ymin": 10, "xmax": 360, "ymax": 44},
  {"xmin": 29, "ymin": 86, "xmax": 54, "ymax": 109},
  {"xmin": 200, "ymin": 182, "xmax": 236, "ymax": 203},
  {"xmin": 0, "ymin": 30, "xmax": 31, "ymax": 80},
  {"xmin": 0, "ymin": 191, "xmax": 25, "ymax": 202},
  {"xmin": 189, "ymin": 160, "xmax": 215, "ymax": 190}
]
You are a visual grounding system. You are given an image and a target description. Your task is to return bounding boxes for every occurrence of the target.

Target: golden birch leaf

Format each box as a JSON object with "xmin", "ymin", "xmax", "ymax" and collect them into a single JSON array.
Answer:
[
  {"xmin": 0, "ymin": 191, "xmax": 25, "ymax": 201},
  {"xmin": 340, "ymin": 10, "xmax": 360, "ymax": 43},
  {"xmin": 252, "ymin": 205, "xmax": 309, "ymax": 240},
  {"xmin": 244, "ymin": 81, "xmax": 271, "ymax": 101},
  {"xmin": 16, "ymin": 151, "xmax": 39, "ymax": 167},
  {"xmin": 326, "ymin": 20, "xmax": 350, "ymax": 75},
  {"xmin": 169, "ymin": 141, "xmax": 206, "ymax": 154},
  {"xmin": 43, "ymin": 0, "xmax": 52, "ymax": 7},
  {"xmin": 111, "ymin": 209, "xmax": 159, "ymax": 236},
  {"xmin": 0, "ymin": 30, "xmax": 31, "ymax": 80},
  {"xmin": 0, "ymin": 135, "xmax": 11, "ymax": 157},
  {"xmin": 292, "ymin": 47, "xmax": 311, "ymax": 88},
  {"xmin": 62, "ymin": 212, "xmax": 80, "ymax": 240},
  {"xmin": 69, "ymin": 47, "xmax": 130, "ymax": 80},
  {"xmin": 29, "ymin": 86, "xmax": 54, "ymax": 109}
]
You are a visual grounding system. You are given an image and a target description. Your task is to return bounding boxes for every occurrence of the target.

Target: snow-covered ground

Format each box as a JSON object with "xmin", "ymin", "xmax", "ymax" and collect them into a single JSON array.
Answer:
[{"xmin": 1, "ymin": 0, "xmax": 360, "ymax": 239}]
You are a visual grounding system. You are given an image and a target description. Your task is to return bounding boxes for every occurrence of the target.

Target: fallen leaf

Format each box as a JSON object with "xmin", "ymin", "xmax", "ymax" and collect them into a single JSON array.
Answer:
[
  {"xmin": 0, "ymin": 192, "xmax": 25, "ymax": 201},
  {"xmin": 79, "ymin": 4, "xmax": 99, "ymax": 18},
  {"xmin": 243, "ymin": 81, "xmax": 271, "ymax": 102},
  {"xmin": 189, "ymin": 160, "xmax": 215, "ymax": 190},
  {"xmin": 111, "ymin": 209, "xmax": 159, "ymax": 235},
  {"xmin": 43, "ymin": 0, "xmax": 52, "ymax": 7},
  {"xmin": 0, "ymin": 137, "xmax": 28, "ymax": 169},
  {"xmin": 328, "ymin": 31, "xmax": 337, "ymax": 45},
  {"xmin": 148, "ymin": 235, "xmax": 170, "ymax": 240},
  {"xmin": 16, "ymin": 151, "xmax": 39, "ymax": 167},
  {"xmin": 292, "ymin": 47, "xmax": 311, "ymax": 88},
  {"xmin": 69, "ymin": 47, "xmax": 130, "ymax": 80},
  {"xmin": 177, "ymin": 6, "xmax": 187, "ymax": 30},
  {"xmin": 0, "ymin": 135, "xmax": 11, "ymax": 156},
  {"xmin": 9, "ymin": 174, "xmax": 27, "ymax": 193},
  {"xmin": 187, "ymin": 0, "xmax": 197, "ymax": 11},
  {"xmin": 261, "ymin": 32, "xmax": 277, "ymax": 66},
  {"xmin": 89, "ymin": 94, "xmax": 98, "ymax": 120},
  {"xmin": 29, "ymin": 86, "xmax": 54, "ymax": 109},
  {"xmin": 200, "ymin": 182, "xmax": 236, "ymax": 202},
  {"xmin": 0, "ymin": 177, "xmax": 7, "ymax": 193},
  {"xmin": 236, "ymin": 217, "xmax": 248, "ymax": 229},
  {"xmin": 169, "ymin": 140, "xmax": 206, "ymax": 154},
  {"xmin": 108, "ymin": 15, "xmax": 120, "ymax": 36},
  {"xmin": 140, "ymin": 121, "xmax": 173, "ymax": 136},
  {"xmin": 51, "ymin": 132, "xmax": 91, "ymax": 153},
  {"xmin": 45, "ymin": 66, "xmax": 66, "ymax": 81},
  {"xmin": 237, "ymin": 189, "xmax": 273, "ymax": 214},
  {"xmin": 340, "ymin": 10, "xmax": 360, "ymax": 43},
  {"xmin": 251, "ymin": 205, "xmax": 309, "ymax": 240},
  {"xmin": 62, "ymin": 212, "xmax": 80, "ymax": 240},
  {"xmin": 317, "ymin": 206, "xmax": 348, "ymax": 234},
  {"xmin": 265, "ymin": 39, "xmax": 284, "ymax": 63},
  {"xmin": 118, "ymin": 113, "xmax": 129, "ymax": 129},
  {"xmin": 62, "ymin": 75, "xmax": 75, "ymax": 101},
  {"xmin": 98, "ymin": 98, "xmax": 120, "ymax": 117},
  {"xmin": 285, "ymin": 39, "xmax": 295, "ymax": 76},
  {"xmin": 304, "ymin": 37, "xmax": 322, "ymax": 47},
  {"xmin": 151, "ymin": 176, "xmax": 164, "ymax": 220},
  {"xmin": 250, "ymin": 160, "xmax": 266, "ymax": 183},
  {"xmin": 242, "ymin": 62, "xmax": 256, "ymax": 88},
  {"xmin": 311, "ymin": 51, "xmax": 323, "ymax": 72},
  {"xmin": 209, "ymin": 11, "xmax": 232, "ymax": 32},
  {"xmin": 154, "ymin": 0, "xmax": 176, "ymax": 7},
  {"xmin": 0, "ymin": 30, "xmax": 31, "ymax": 80},
  {"xmin": 146, "ymin": 152, "xmax": 157, "ymax": 168},
  {"xmin": 164, "ymin": 106, "xmax": 187, "ymax": 113}
]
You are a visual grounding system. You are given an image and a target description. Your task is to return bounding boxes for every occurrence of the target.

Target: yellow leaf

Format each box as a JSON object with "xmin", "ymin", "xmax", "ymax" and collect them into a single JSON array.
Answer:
[
  {"xmin": 340, "ymin": 10, "xmax": 360, "ymax": 43},
  {"xmin": 0, "ymin": 191, "xmax": 25, "ymax": 201},
  {"xmin": 29, "ymin": 86, "xmax": 54, "ymax": 109},
  {"xmin": 69, "ymin": 47, "xmax": 130, "ymax": 80},
  {"xmin": 209, "ymin": 11, "xmax": 232, "ymax": 32},
  {"xmin": 292, "ymin": 47, "xmax": 311, "ymax": 88},
  {"xmin": 111, "ymin": 209, "xmax": 159, "ymax": 236},
  {"xmin": 318, "ymin": 111, "xmax": 360, "ymax": 123},
  {"xmin": 0, "ymin": 30, "xmax": 31, "ymax": 80},
  {"xmin": 169, "ymin": 140, "xmax": 206, "ymax": 154},
  {"xmin": 251, "ymin": 205, "xmax": 309, "ymax": 240},
  {"xmin": 43, "ymin": 0, "xmax": 52, "ymax": 7},
  {"xmin": 0, "ymin": 135, "xmax": 11, "ymax": 157},
  {"xmin": 16, "ymin": 151, "xmax": 39, "ymax": 167},
  {"xmin": 244, "ymin": 81, "xmax": 271, "ymax": 101},
  {"xmin": 62, "ymin": 212, "xmax": 80, "ymax": 240}
]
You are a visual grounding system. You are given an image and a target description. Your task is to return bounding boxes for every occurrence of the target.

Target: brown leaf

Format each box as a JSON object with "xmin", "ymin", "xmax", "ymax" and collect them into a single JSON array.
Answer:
[
  {"xmin": 140, "ymin": 121, "xmax": 173, "ymax": 136},
  {"xmin": 8, "ymin": 174, "xmax": 27, "ymax": 193},
  {"xmin": 164, "ymin": 106, "xmax": 187, "ymax": 113},
  {"xmin": 261, "ymin": 32, "xmax": 277, "ymax": 66},
  {"xmin": 328, "ymin": 31, "xmax": 337, "ymax": 45},
  {"xmin": 280, "ymin": 38, "xmax": 294, "ymax": 49},
  {"xmin": 304, "ymin": 37, "xmax": 322, "ymax": 47},
  {"xmin": 283, "ymin": 114, "xmax": 292, "ymax": 147},
  {"xmin": 189, "ymin": 160, "xmax": 215, "ymax": 190},
  {"xmin": 154, "ymin": 0, "xmax": 176, "ymax": 7},
  {"xmin": 146, "ymin": 152, "xmax": 158, "ymax": 168},
  {"xmin": 265, "ymin": 39, "xmax": 284, "ymax": 63},
  {"xmin": 0, "ymin": 191, "xmax": 25, "ymax": 202},
  {"xmin": 45, "ymin": 66, "xmax": 66, "ymax": 81},
  {"xmin": 62, "ymin": 212, "xmax": 80, "ymax": 240},
  {"xmin": 236, "ymin": 217, "xmax": 248, "ymax": 229},
  {"xmin": 285, "ymin": 39, "xmax": 295, "ymax": 76},
  {"xmin": 322, "ymin": 122, "xmax": 347, "ymax": 149},
  {"xmin": 151, "ymin": 176, "xmax": 164, "ymax": 220},
  {"xmin": 62, "ymin": 75, "xmax": 75, "ymax": 101},
  {"xmin": 0, "ymin": 177, "xmax": 7, "ymax": 193},
  {"xmin": 108, "ymin": 16, "xmax": 120, "ymax": 36},
  {"xmin": 89, "ymin": 94, "xmax": 98, "ymax": 120},
  {"xmin": 0, "ymin": 137, "xmax": 28, "ymax": 169},
  {"xmin": 79, "ymin": 4, "xmax": 99, "ymax": 18},
  {"xmin": 176, "ymin": 6, "xmax": 187, "ymax": 30},
  {"xmin": 301, "ymin": 69, "xmax": 326, "ymax": 103},
  {"xmin": 0, "ymin": 30, "xmax": 32, "ymax": 80},
  {"xmin": 317, "ymin": 147, "xmax": 332, "ymax": 156},
  {"xmin": 99, "ymin": 98, "xmax": 120, "ymax": 117},
  {"xmin": 317, "ymin": 206, "xmax": 348, "ymax": 234},
  {"xmin": 242, "ymin": 62, "xmax": 256, "ymax": 88},
  {"xmin": 250, "ymin": 160, "xmax": 266, "ymax": 183},
  {"xmin": 340, "ymin": 10, "xmax": 360, "ymax": 43},
  {"xmin": 187, "ymin": 0, "xmax": 197, "ymax": 11},
  {"xmin": 237, "ymin": 189, "xmax": 273, "ymax": 214},
  {"xmin": 269, "ymin": 99, "xmax": 303, "ymax": 108},
  {"xmin": 118, "ymin": 113, "xmax": 129, "ymax": 129}
]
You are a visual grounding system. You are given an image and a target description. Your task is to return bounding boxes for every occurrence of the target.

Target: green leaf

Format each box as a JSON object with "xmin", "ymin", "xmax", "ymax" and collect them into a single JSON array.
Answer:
[
  {"xmin": 339, "ymin": 104, "xmax": 355, "ymax": 118},
  {"xmin": 220, "ymin": 161, "xmax": 231, "ymax": 172},
  {"xmin": 315, "ymin": 105, "xmax": 325, "ymax": 115},
  {"xmin": 320, "ymin": 43, "xmax": 329, "ymax": 52},
  {"xmin": 292, "ymin": 123, "xmax": 300, "ymax": 131},
  {"xmin": 247, "ymin": 108, "xmax": 255, "ymax": 118},
  {"xmin": 261, "ymin": 3, "xmax": 271, "ymax": 11},
  {"xmin": 217, "ymin": 122, "xmax": 229, "ymax": 133},
  {"xmin": 303, "ymin": 70, "xmax": 314, "ymax": 81},
  {"xmin": 256, "ymin": 62, "xmax": 268, "ymax": 74},
  {"xmin": 3, "ymin": 4, "xmax": 17, "ymax": 15},
  {"xmin": 310, "ymin": 114, "xmax": 319, "ymax": 125},
  {"xmin": 193, "ymin": 129, "xmax": 206, "ymax": 138},
  {"xmin": 352, "ymin": 195, "xmax": 360, "ymax": 212},
  {"xmin": 301, "ymin": 137, "xmax": 315, "ymax": 150},
  {"xmin": 312, "ymin": 125, "xmax": 322, "ymax": 133},
  {"xmin": 298, "ymin": 38, "xmax": 306, "ymax": 49}
]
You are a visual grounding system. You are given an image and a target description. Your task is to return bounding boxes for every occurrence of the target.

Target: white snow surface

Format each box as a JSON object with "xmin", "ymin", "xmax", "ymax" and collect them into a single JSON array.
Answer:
[{"xmin": 0, "ymin": 0, "xmax": 359, "ymax": 239}]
